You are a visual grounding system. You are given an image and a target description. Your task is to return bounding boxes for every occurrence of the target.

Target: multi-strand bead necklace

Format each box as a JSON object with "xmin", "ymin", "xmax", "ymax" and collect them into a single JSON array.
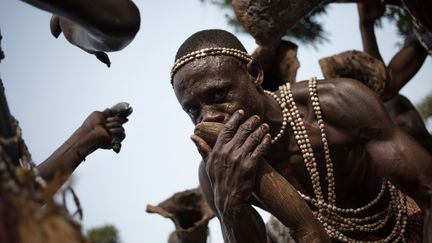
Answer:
[{"xmin": 264, "ymin": 77, "xmax": 408, "ymax": 242}]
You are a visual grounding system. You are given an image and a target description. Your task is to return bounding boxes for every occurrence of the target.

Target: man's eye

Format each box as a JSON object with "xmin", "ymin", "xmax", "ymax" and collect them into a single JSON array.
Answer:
[
  {"xmin": 214, "ymin": 89, "xmax": 228, "ymax": 102},
  {"xmin": 188, "ymin": 105, "xmax": 200, "ymax": 115}
]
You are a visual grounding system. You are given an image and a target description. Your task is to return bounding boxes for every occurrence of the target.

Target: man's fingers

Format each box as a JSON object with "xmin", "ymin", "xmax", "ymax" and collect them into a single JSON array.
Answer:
[
  {"xmin": 106, "ymin": 122, "xmax": 121, "ymax": 129},
  {"xmin": 231, "ymin": 115, "xmax": 261, "ymax": 146},
  {"xmin": 250, "ymin": 134, "xmax": 271, "ymax": 161},
  {"xmin": 217, "ymin": 109, "xmax": 245, "ymax": 145},
  {"xmin": 109, "ymin": 127, "xmax": 125, "ymax": 136},
  {"xmin": 103, "ymin": 108, "xmax": 114, "ymax": 117},
  {"xmin": 241, "ymin": 123, "xmax": 269, "ymax": 152},
  {"xmin": 191, "ymin": 134, "xmax": 212, "ymax": 161},
  {"xmin": 106, "ymin": 116, "xmax": 128, "ymax": 126},
  {"xmin": 118, "ymin": 117, "xmax": 129, "ymax": 124}
]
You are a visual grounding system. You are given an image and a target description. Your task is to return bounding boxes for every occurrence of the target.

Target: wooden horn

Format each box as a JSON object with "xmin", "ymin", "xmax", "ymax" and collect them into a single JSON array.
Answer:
[{"xmin": 194, "ymin": 122, "xmax": 330, "ymax": 243}]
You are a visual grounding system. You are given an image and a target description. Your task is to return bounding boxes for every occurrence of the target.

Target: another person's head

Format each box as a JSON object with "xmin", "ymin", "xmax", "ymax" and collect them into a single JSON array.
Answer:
[
  {"xmin": 252, "ymin": 40, "xmax": 299, "ymax": 91},
  {"xmin": 171, "ymin": 29, "xmax": 265, "ymax": 125}
]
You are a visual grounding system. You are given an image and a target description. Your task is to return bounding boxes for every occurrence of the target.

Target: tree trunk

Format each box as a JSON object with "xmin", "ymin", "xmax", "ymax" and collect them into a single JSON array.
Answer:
[
  {"xmin": 231, "ymin": 0, "xmax": 407, "ymax": 48},
  {"xmin": 232, "ymin": 0, "xmax": 325, "ymax": 47}
]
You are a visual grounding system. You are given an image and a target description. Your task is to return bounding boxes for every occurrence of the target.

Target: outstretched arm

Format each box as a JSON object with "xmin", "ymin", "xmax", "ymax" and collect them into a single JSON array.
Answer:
[
  {"xmin": 37, "ymin": 108, "xmax": 128, "ymax": 192},
  {"xmin": 21, "ymin": 0, "xmax": 140, "ymax": 55},
  {"xmin": 357, "ymin": 1, "xmax": 428, "ymax": 100},
  {"xmin": 357, "ymin": 1, "xmax": 385, "ymax": 63}
]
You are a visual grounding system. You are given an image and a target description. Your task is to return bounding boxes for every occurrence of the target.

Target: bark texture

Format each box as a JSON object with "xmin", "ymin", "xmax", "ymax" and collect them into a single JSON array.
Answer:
[
  {"xmin": 0, "ymin": 30, "xmax": 87, "ymax": 243},
  {"xmin": 231, "ymin": 0, "xmax": 325, "ymax": 47},
  {"xmin": 146, "ymin": 187, "xmax": 215, "ymax": 243},
  {"xmin": 319, "ymin": 50, "xmax": 387, "ymax": 96}
]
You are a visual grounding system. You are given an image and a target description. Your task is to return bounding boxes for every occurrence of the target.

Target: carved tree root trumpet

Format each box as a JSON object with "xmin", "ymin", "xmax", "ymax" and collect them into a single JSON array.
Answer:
[
  {"xmin": 194, "ymin": 122, "xmax": 330, "ymax": 243},
  {"xmin": 146, "ymin": 187, "xmax": 215, "ymax": 243}
]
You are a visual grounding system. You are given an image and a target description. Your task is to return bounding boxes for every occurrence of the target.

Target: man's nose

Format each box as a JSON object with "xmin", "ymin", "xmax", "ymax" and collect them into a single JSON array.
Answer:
[{"xmin": 201, "ymin": 107, "xmax": 225, "ymax": 124}]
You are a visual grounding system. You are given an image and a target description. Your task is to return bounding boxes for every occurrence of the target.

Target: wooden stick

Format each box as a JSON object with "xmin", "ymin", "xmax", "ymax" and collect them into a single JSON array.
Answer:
[{"xmin": 194, "ymin": 122, "xmax": 330, "ymax": 243}]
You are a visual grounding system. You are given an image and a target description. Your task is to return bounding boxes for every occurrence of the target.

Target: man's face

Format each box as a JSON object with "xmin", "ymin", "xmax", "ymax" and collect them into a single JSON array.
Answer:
[{"xmin": 173, "ymin": 56, "xmax": 261, "ymax": 125}]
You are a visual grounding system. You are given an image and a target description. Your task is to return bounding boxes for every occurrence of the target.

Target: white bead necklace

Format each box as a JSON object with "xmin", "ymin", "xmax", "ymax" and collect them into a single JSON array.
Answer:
[
  {"xmin": 265, "ymin": 77, "xmax": 408, "ymax": 242},
  {"xmin": 264, "ymin": 87, "xmax": 289, "ymax": 144}
]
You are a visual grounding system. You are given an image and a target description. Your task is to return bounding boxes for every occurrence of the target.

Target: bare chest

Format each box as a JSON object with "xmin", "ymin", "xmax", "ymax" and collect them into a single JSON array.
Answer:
[{"xmin": 270, "ymin": 117, "xmax": 381, "ymax": 208}]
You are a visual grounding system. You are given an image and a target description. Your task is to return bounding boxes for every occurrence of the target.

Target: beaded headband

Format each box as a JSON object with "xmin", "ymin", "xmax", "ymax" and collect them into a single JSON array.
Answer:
[{"xmin": 170, "ymin": 47, "xmax": 253, "ymax": 84}]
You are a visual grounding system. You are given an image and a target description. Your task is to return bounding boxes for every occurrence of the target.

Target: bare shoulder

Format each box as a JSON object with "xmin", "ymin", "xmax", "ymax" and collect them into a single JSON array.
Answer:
[
  {"xmin": 301, "ymin": 77, "xmax": 392, "ymax": 139},
  {"xmin": 292, "ymin": 77, "xmax": 378, "ymax": 109},
  {"xmin": 317, "ymin": 77, "xmax": 375, "ymax": 98},
  {"xmin": 293, "ymin": 77, "xmax": 372, "ymax": 96}
]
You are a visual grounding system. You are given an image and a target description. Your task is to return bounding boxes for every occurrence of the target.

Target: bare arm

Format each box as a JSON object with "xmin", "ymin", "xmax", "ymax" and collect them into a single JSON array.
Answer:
[
  {"xmin": 327, "ymin": 79, "xmax": 432, "ymax": 242},
  {"xmin": 198, "ymin": 161, "xmax": 270, "ymax": 243},
  {"xmin": 366, "ymin": 119, "xmax": 432, "ymax": 243},
  {"xmin": 386, "ymin": 40, "xmax": 427, "ymax": 95},
  {"xmin": 192, "ymin": 110, "xmax": 272, "ymax": 243},
  {"xmin": 37, "ymin": 109, "xmax": 128, "ymax": 192},
  {"xmin": 357, "ymin": 1, "xmax": 428, "ymax": 100},
  {"xmin": 357, "ymin": 1, "xmax": 385, "ymax": 63}
]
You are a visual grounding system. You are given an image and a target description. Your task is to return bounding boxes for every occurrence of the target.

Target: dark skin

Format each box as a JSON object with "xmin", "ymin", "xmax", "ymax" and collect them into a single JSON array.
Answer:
[
  {"xmin": 173, "ymin": 55, "xmax": 432, "ymax": 242},
  {"xmin": 358, "ymin": 1, "xmax": 432, "ymax": 154},
  {"xmin": 11, "ymin": 0, "xmax": 132, "ymax": 187},
  {"xmin": 37, "ymin": 109, "xmax": 127, "ymax": 192},
  {"xmin": 357, "ymin": 0, "xmax": 428, "ymax": 100}
]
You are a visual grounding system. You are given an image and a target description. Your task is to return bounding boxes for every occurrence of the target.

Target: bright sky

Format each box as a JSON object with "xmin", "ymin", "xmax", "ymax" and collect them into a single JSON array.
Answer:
[{"xmin": 0, "ymin": 1, "xmax": 431, "ymax": 243}]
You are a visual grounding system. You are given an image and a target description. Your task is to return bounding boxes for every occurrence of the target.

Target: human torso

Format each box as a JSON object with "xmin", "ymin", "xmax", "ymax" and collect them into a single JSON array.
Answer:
[{"xmin": 265, "ymin": 79, "xmax": 399, "ymax": 241}]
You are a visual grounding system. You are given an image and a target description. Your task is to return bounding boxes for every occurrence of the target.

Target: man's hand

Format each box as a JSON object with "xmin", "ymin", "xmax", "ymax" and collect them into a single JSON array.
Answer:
[
  {"xmin": 191, "ymin": 110, "xmax": 271, "ymax": 218},
  {"xmin": 78, "ymin": 109, "xmax": 128, "ymax": 152},
  {"xmin": 37, "ymin": 104, "xmax": 131, "ymax": 185},
  {"xmin": 358, "ymin": 0, "xmax": 386, "ymax": 25}
]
